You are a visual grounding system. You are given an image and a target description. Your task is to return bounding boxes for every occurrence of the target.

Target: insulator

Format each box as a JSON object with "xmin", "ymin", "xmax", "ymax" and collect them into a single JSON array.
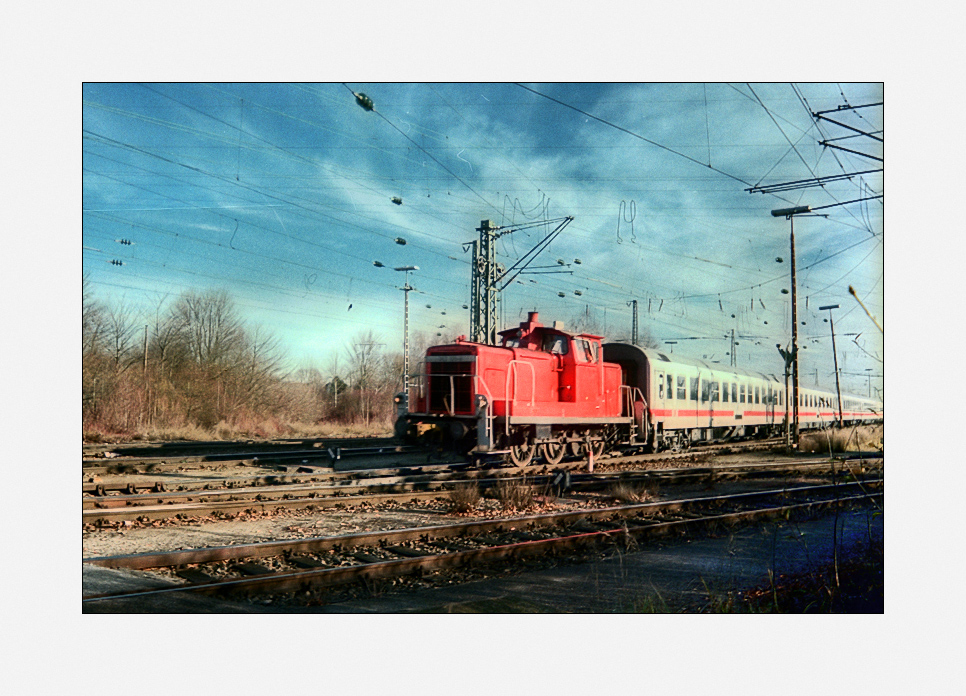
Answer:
[
  {"xmin": 395, "ymin": 237, "xmax": 406, "ymax": 244},
  {"xmin": 110, "ymin": 259, "xmax": 124, "ymax": 266},
  {"xmin": 354, "ymin": 92, "xmax": 374, "ymax": 111},
  {"xmin": 391, "ymin": 197, "xmax": 403, "ymax": 206}
]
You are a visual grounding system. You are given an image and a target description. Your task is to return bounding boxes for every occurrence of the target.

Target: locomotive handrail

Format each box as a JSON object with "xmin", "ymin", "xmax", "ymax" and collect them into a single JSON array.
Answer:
[
  {"xmin": 619, "ymin": 385, "xmax": 646, "ymax": 416},
  {"xmin": 620, "ymin": 385, "xmax": 648, "ymax": 444}
]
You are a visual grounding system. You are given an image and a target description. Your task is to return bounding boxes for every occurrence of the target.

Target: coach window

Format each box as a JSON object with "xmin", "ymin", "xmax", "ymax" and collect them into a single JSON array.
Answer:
[
  {"xmin": 754, "ymin": 386, "xmax": 760, "ymax": 404},
  {"xmin": 739, "ymin": 383, "xmax": 745, "ymax": 403},
  {"xmin": 677, "ymin": 375, "xmax": 686, "ymax": 400},
  {"xmin": 732, "ymin": 383, "xmax": 738, "ymax": 403},
  {"xmin": 667, "ymin": 374, "xmax": 673, "ymax": 400},
  {"xmin": 658, "ymin": 374, "xmax": 665, "ymax": 400},
  {"xmin": 722, "ymin": 382, "xmax": 729, "ymax": 403},
  {"xmin": 690, "ymin": 377, "xmax": 699, "ymax": 402}
]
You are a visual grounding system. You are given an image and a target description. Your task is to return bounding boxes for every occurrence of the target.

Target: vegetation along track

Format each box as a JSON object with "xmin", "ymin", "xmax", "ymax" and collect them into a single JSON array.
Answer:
[{"xmin": 83, "ymin": 481, "xmax": 882, "ymax": 607}]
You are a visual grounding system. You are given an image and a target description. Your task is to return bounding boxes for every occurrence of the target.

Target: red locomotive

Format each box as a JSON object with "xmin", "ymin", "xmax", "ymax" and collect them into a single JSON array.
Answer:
[
  {"xmin": 398, "ymin": 311, "xmax": 882, "ymax": 465},
  {"xmin": 400, "ymin": 312, "xmax": 645, "ymax": 465}
]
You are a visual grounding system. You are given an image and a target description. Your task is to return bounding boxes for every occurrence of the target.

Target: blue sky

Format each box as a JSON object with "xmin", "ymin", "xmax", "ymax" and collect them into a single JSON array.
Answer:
[{"xmin": 83, "ymin": 82, "xmax": 883, "ymax": 396}]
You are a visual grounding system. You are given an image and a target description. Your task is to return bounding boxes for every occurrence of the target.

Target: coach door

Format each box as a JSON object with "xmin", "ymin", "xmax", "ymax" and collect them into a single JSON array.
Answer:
[
  {"xmin": 765, "ymin": 382, "xmax": 778, "ymax": 425},
  {"xmin": 654, "ymin": 369, "xmax": 666, "ymax": 416}
]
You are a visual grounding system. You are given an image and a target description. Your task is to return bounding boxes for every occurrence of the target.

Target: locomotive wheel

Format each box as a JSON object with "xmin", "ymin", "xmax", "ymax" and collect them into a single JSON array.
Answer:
[
  {"xmin": 540, "ymin": 441, "xmax": 566, "ymax": 466},
  {"xmin": 508, "ymin": 442, "xmax": 535, "ymax": 468}
]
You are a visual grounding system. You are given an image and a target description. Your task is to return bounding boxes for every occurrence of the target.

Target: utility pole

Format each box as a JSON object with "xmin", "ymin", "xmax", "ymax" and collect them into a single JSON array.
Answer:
[
  {"xmin": 469, "ymin": 221, "xmax": 500, "ymax": 345},
  {"xmin": 819, "ymin": 303, "xmax": 844, "ymax": 425},
  {"xmin": 467, "ymin": 217, "xmax": 574, "ymax": 345},
  {"xmin": 393, "ymin": 266, "xmax": 418, "ymax": 401},
  {"xmin": 776, "ymin": 344, "xmax": 796, "ymax": 450},
  {"xmin": 772, "ymin": 205, "xmax": 810, "ymax": 447},
  {"xmin": 627, "ymin": 300, "xmax": 639, "ymax": 345}
]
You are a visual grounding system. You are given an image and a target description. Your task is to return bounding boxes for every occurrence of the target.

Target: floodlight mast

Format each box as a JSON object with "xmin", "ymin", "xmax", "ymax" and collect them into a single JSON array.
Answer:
[{"xmin": 772, "ymin": 205, "xmax": 811, "ymax": 447}]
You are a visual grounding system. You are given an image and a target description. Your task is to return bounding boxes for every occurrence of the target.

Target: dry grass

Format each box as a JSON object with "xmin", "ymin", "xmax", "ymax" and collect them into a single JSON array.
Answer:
[
  {"xmin": 490, "ymin": 478, "xmax": 536, "ymax": 511},
  {"xmin": 83, "ymin": 418, "xmax": 394, "ymax": 444},
  {"xmin": 606, "ymin": 481, "xmax": 656, "ymax": 504},
  {"xmin": 448, "ymin": 483, "xmax": 482, "ymax": 513},
  {"xmin": 798, "ymin": 424, "xmax": 883, "ymax": 454}
]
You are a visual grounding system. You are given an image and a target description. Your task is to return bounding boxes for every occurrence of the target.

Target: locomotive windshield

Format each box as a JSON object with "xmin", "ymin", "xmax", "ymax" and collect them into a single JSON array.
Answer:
[{"xmin": 542, "ymin": 334, "xmax": 569, "ymax": 355}]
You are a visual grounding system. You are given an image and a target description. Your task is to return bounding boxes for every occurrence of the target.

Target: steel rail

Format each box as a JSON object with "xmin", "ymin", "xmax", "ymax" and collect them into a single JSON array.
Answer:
[
  {"xmin": 82, "ymin": 458, "xmax": 881, "ymax": 523},
  {"xmin": 83, "ymin": 489, "xmax": 882, "ymax": 604},
  {"xmin": 85, "ymin": 480, "xmax": 882, "ymax": 570}
]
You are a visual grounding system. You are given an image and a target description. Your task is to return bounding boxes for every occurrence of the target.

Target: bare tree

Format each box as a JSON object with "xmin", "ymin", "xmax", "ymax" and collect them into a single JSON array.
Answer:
[
  {"xmin": 173, "ymin": 289, "xmax": 245, "ymax": 369},
  {"xmin": 104, "ymin": 300, "xmax": 142, "ymax": 372},
  {"xmin": 82, "ymin": 275, "xmax": 106, "ymax": 357}
]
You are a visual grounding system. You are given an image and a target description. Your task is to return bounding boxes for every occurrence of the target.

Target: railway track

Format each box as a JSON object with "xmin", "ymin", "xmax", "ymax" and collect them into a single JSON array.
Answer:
[
  {"xmin": 82, "ymin": 456, "xmax": 881, "ymax": 525},
  {"xmin": 83, "ymin": 433, "xmax": 854, "ymax": 485},
  {"xmin": 83, "ymin": 481, "xmax": 883, "ymax": 608}
]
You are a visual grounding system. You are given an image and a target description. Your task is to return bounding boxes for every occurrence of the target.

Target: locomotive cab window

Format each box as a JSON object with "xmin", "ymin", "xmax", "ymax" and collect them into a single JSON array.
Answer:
[
  {"xmin": 574, "ymin": 338, "xmax": 597, "ymax": 363},
  {"xmin": 543, "ymin": 335, "xmax": 568, "ymax": 355}
]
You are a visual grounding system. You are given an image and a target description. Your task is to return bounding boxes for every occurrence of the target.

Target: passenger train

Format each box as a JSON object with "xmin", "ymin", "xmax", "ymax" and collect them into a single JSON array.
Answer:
[{"xmin": 396, "ymin": 312, "xmax": 881, "ymax": 466}]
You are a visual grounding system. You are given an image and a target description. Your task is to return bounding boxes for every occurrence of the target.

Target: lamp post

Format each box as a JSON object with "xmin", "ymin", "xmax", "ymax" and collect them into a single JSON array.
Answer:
[
  {"xmin": 772, "ymin": 205, "xmax": 810, "ymax": 447},
  {"xmin": 819, "ymin": 303, "xmax": 844, "ymax": 425}
]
